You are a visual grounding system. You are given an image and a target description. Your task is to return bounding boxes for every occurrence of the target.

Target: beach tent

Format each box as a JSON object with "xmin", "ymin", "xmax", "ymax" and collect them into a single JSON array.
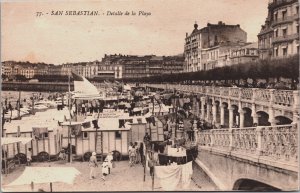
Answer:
[
  {"xmin": 1, "ymin": 137, "xmax": 33, "ymax": 146},
  {"xmin": 6, "ymin": 167, "xmax": 81, "ymax": 192},
  {"xmin": 1, "ymin": 137, "xmax": 33, "ymax": 174},
  {"xmin": 71, "ymin": 72, "xmax": 103, "ymax": 100}
]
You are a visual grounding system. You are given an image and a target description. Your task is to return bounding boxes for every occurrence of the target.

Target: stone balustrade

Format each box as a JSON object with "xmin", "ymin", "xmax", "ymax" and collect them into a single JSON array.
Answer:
[
  {"xmin": 197, "ymin": 124, "xmax": 298, "ymax": 164},
  {"xmin": 143, "ymin": 84, "xmax": 299, "ymax": 109}
]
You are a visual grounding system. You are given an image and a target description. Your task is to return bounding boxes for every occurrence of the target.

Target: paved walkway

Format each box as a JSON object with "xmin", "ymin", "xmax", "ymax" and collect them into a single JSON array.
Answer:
[{"xmin": 2, "ymin": 160, "xmax": 217, "ymax": 192}]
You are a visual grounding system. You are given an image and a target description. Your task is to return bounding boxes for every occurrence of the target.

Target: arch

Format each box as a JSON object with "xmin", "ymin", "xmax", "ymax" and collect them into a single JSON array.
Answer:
[
  {"xmin": 242, "ymin": 107, "xmax": 253, "ymax": 127},
  {"xmin": 233, "ymin": 178, "xmax": 281, "ymax": 191},
  {"xmin": 256, "ymin": 111, "xmax": 270, "ymax": 126},
  {"xmin": 274, "ymin": 116, "xmax": 292, "ymax": 125}
]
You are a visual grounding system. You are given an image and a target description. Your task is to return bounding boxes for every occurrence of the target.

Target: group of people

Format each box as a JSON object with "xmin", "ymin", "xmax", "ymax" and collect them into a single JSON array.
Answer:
[
  {"xmin": 89, "ymin": 152, "xmax": 114, "ymax": 181},
  {"xmin": 128, "ymin": 142, "xmax": 144, "ymax": 167}
]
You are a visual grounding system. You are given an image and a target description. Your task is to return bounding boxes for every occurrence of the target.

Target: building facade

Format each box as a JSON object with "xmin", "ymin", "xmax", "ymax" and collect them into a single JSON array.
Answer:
[
  {"xmin": 258, "ymin": 0, "xmax": 299, "ymax": 59},
  {"xmin": 184, "ymin": 21, "xmax": 248, "ymax": 72}
]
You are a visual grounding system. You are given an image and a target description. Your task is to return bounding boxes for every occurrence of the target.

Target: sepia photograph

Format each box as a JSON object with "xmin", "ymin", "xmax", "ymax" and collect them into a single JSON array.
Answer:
[{"xmin": 1, "ymin": 0, "xmax": 299, "ymax": 192}]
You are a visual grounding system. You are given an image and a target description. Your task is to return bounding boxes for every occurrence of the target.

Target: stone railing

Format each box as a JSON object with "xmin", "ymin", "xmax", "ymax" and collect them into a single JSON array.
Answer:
[
  {"xmin": 197, "ymin": 124, "xmax": 298, "ymax": 164},
  {"xmin": 273, "ymin": 90, "xmax": 294, "ymax": 107},
  {"xmin": 143, "ymin": 84, "xmax": 299, "ymax": 109},
  {"xmin": 260, "ymin": 124, "xmax": 298, "ymax": 162}
]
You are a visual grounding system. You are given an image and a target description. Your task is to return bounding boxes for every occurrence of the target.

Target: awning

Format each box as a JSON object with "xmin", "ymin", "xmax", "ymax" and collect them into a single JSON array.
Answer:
[
  {"xmin": 7, "ymin": 167, "xmax": 81, "ymax": 186},
  {"xmin": 1, "ymin": 137, "xmax": 33, "ymax": 146}
]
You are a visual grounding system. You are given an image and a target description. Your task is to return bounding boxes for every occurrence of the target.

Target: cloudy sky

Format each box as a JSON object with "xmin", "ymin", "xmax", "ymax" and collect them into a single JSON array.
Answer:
[{"xmin": 1, "ymin": 0, "xmax": 269, "ymax": 64}]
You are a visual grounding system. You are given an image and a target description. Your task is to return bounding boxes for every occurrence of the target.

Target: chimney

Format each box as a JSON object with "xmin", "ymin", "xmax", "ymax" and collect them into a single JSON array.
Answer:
[
  {"xmin": 218, "ymin": 21, "xmax": 222, "ymax": 25},
  {"xmin": 186, "ymin": 32, "xmax": 188, "ymax": 37}
]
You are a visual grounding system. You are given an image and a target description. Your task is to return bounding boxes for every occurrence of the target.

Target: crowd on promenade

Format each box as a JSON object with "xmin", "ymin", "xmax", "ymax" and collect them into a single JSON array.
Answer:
[{"xmin": 178, "ymin": 80, "xmax": 299, "ymax": 90}]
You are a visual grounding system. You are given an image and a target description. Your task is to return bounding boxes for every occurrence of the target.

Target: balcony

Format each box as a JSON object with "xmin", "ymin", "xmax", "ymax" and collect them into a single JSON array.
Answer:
[
  {"xmin": 272, "ymin": 14, "xmax": 299, "ymax": 27},
  {"xmin": 268, "ymin": 0, "xmax": 298, "ymax": 10},
  {"xmin": 272, "ymin": 33, "xmax": 299, "ymax": 44}
]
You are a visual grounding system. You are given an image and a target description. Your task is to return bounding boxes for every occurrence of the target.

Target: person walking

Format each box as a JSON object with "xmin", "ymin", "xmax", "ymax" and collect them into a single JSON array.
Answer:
[{"xmin": 89, "ymin": 152, "xmax": 98, "ymax": 180}]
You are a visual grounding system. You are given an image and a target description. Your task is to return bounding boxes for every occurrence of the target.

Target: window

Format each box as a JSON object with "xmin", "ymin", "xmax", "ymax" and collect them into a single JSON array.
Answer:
[
  {"xmin": 115, "ymin": 131, "xmax": 122, "ymax": 139},
  {"xmin": 283, "ymin": 47, "xmax": 287, "ymax": 56},
  {"xmin": 297, "ymin": 6, "xmax": 299, "ymax": 15},
  {"xmin": 82, "ymin": 132, "xmax": 88, "ymax": 139},
  {"xmin": 274, "ymin": 13, "xmax": 278, "ymax": 21},
  {"xmin": 275, "ymin": 30, "xmax": 278, "ymax": 37},
  {"xmin": 275, "ymin": 49, "xmax": 278, "ymax": 56},
  {"xmin": 297, "ymin": 25, "xmax": 299, "ymax": 34},
  {"xmin": 297, "ymin": 46, "xmax": 299, "ymax": 54},
  {"xmin": 282, "ymin": 10, "xmax": 287, "ymax": 20},
  {"xmin": 282, "ymin": 28, "xmax": 287, "ymax": 37}
]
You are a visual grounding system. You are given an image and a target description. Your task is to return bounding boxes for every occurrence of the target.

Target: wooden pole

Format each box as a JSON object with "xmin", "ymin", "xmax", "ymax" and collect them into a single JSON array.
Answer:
[
  {"xmin": 50, "ymin": 182, "xmax": 53, "ymax": 192},
  {"xmin": 17, "ymin": 91, "xmax": 21, "ymax": 120},
  {"xmin": 31, "ymin": 181, "xmax": 34, "ymax": 191},
  {"xmin": 68, "ymin": 72, "xmax": 72, "ymax": 163},
  {"xmin": 152, "ymin": 166, "xmax": 154, "ymax": 191}
]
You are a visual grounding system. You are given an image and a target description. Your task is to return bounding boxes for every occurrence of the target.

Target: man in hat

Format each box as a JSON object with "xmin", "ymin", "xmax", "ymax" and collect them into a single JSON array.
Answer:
[{"xmin": 89, "ymin": 152, "xmax": 98, "ymax": 180}]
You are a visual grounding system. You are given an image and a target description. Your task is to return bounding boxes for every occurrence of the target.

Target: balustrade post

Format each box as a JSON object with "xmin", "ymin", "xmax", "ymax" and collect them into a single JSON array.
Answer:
[
  {"xmin": 229, "ymin": 107, "xmax": 234, "ymax": 128},
  {"xmin": 251, "ymin": 88, "xmax": 258, "ymax": 102},
  {"xmin": 256, "ymin": 126, "xmax": 264, "ymax": 156},
  {"xmin": 210, "ymin": 130, "xmax": 214, "ymax": 147},
  {"xmin": 292, "ymin": 90, "xmax": 300, "ymax": 124},
  {"xmin": 269, "ymin": 89, "xmax": 275, "ymax": 106},
  {"xmin": 228, "ymin": 128, "xmax": 234, "ymax": 152},
  {"xmin": 238, "ymin": 88, "xmax": 242, "ymax": 100}
]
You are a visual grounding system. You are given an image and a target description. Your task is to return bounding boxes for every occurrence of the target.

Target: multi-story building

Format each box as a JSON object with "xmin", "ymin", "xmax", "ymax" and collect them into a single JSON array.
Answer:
[
  {"xmin": 230, "ymin": 42, "xmax": 259, "ymax": 65},
  {"xmin": 162, "ymin": 55, "xmax": 184, "ymax": 74},
  {"xmin": 20, "ymin": 66, "xmax": 36, "ymax": 78},
  {"xmin": 1, "ymin": 61, "xmax": 13, "ymax": 77},
  {"xmin": 48, "ymin": 64, "xmax": 62, "ymax": 76},
  {"xmin": 184, "ymin": 21, "xmax": 247, "ymax": 72},
  {"xmin": 258, "ymin": 0, "xmax": 299, "ymax": 59}
]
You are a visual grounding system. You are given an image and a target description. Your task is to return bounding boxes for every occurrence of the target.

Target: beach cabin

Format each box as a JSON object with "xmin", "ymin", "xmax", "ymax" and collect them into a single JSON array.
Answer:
[
  {"xmin": 60, "ymin": 111, "xmax": 132, "ymax": 161},
  {"xmin": 4, "ymin": 122, "xmax": 62, "ymax": 162}
]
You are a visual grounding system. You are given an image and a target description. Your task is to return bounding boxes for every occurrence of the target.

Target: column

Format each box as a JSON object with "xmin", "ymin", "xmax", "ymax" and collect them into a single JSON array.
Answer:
[
  {"xmin": 220, "ymin": 104, "xmax": 225, "ymax": 126},
  {"xmin": 196, "ymin": 101, "xmax": 200, "ymax": 117},
  {"xmin": 212, "ymin": 103, "xmax": 217, "ymax": 124},
  {"xmin": 206, "ymin": 103, "xmax": 211, "ymax": 121},
  {"xmin": 251, "ymin": 104, "xmax": 258, "ymax": 126},
  {"xmin": 268, "ymin": 107, "xmax": 276, "ymax": 126},
  {"xmin": 201, "ymin": 97, "xmax": 205, "ymax": 120},
  {"xmin": 229, "ymin": 107, "xmax": 234, "ymax": 128},
  {"xmin": 239, "ymin": 110, "xmax": 245, "ymax": 128}
]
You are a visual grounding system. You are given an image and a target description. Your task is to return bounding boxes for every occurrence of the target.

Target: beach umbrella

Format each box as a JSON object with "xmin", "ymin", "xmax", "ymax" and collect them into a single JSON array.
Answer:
[{"xmin": 6, "ymin": 167, "xmax": 81, "ymax": 192}]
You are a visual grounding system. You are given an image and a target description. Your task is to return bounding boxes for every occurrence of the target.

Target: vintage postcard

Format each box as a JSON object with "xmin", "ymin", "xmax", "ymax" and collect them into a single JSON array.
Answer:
[{"xmin": 1, "ymin": 0, "xmax": 299, "ymax": 192}]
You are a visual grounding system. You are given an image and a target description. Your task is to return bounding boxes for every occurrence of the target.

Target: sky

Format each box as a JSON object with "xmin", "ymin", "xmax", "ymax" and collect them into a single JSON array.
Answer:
[{"xmin": 1, "ymin": 0, "xmax": 269, "ymax": 64}]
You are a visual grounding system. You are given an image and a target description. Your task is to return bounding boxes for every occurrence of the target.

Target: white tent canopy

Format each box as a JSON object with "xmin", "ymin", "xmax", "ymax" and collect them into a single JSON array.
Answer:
[
  {"xmin": 1, "ymin": 137, "xmax": 33, "ymax": 146},
  {"xmin": 73, "ymin": 73, "xmax": 102, "ymax": 99},
  {"xmin": 7, "ymin": 167, "xmax": 81, "ymax": 186}
]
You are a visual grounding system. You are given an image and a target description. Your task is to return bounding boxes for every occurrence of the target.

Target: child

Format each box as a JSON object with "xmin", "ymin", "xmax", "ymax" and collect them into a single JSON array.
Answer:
[
  {"xmin": 106, "ymin": 152, "xmax": 114, "ymax": 174},
  {"xmin": 27, "ymin": 148, "xmax": 32, "ymax": 166},
  {"xmin": 101, "ymin": 158, "xmax": 109, "ymax": 181}
]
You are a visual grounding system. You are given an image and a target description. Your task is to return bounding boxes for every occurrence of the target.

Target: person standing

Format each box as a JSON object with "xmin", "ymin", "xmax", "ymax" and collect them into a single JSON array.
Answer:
[
  {"xmin": 89, "ymin": 152, "xmax": 98, "ymax": 180},
  {"xmin": 27, "ymin": 148, "xmax": 32, "ymax": 166},
  {"xmin": 101, "ymin": 158, "xmax": 109, "ymax": 181},
  {"xmin": 106, "ymin": 152, "xmax": 114, "ymax": 174}
]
